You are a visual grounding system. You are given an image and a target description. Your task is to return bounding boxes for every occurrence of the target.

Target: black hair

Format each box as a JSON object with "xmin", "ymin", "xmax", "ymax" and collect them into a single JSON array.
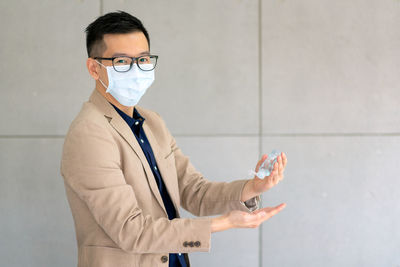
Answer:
[{"xmin": 85, "ymin": 11, "xmax": 150, "ymax": 58}]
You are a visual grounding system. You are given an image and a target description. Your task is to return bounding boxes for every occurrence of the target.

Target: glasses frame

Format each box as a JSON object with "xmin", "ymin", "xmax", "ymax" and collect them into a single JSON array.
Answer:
[{"xmin": 94, "ymin": 55, "xmax": 158, "ymax": 72}]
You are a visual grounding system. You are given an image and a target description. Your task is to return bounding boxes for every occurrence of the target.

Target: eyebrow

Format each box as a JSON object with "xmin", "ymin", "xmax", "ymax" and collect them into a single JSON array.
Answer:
[{"xmin": 111, "ymin": 51, "xmax": 150, "ymax": 57}]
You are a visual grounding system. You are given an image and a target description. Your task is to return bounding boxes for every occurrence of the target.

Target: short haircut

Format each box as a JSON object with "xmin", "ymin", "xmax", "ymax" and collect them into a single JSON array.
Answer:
[{"xmin": 85, "ymin": 11, "xmax": 150, "ymax": 58}]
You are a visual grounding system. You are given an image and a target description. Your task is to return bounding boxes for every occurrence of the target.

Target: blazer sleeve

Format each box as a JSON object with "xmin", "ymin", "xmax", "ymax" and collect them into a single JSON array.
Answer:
[
  {"xmin": 61, "ymin": 119, "xmax": 212, "ymax": 254},
  {"xmin": 155, "ymin": 114, "xmax": 260, "ymax": 217}
]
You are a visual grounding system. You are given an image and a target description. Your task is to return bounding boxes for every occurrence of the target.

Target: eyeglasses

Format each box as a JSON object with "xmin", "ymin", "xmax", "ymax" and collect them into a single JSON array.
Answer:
[{"xmin": 94, "ymin": 55, "xmax": 158, "ymax": 72}]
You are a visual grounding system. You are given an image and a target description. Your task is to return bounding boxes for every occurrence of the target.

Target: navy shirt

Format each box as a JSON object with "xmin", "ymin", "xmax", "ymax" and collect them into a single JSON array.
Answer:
[{"xmin": 112, "ymin": 104, "xmax": 187, "ymax": 267}]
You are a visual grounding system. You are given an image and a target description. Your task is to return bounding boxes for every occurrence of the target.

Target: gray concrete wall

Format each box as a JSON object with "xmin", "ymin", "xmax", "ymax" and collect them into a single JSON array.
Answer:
[{"xmin": 1, "ymin": 1, "xmax": 399, "ymax": 266}]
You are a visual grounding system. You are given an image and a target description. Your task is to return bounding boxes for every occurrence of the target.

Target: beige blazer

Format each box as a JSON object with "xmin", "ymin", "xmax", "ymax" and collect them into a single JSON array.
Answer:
[{"xmin": 61, "ymin": 89, "xmax": 253, "ymax": 267}]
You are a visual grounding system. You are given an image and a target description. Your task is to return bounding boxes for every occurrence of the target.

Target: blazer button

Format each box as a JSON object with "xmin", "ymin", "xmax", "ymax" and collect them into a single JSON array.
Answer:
[
  {"xmin": 161, "ymin": 255, "xmax": 168, "ymax": 263},
  {"xmin": 194, "ymin": 241, "xmax": 201, "ymax": 247},
  {"xmin": 188, "ymin": 241, "xmax": 194, "ymax": 247},
  {"xmin": 183, "ymin": 241, "xmax": 188, "ymax": 247}
]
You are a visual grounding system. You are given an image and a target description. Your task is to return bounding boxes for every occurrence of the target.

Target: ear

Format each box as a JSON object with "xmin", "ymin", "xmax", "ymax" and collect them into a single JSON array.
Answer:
[{"xmin": 86, "ymin": 58, "xmax": 100, "ymax": 80}]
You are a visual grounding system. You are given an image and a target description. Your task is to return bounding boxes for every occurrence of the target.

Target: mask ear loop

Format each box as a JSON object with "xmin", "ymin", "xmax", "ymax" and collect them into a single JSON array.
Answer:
[{"xmin": 95, "ymin": 60, "xmax": 109, "ymax": 91}]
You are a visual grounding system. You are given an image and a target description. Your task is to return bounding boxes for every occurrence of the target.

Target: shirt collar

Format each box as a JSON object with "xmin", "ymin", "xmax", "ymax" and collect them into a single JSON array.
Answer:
[{"xmin": 111, "ymin": 104, "xmax": 145, "ymax": 128}]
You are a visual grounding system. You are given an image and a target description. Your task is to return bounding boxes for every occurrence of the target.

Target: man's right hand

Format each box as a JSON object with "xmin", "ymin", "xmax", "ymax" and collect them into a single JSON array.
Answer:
[{"xmin": 210, "ymin": 203, "xmax": 286, "ymax": 233}]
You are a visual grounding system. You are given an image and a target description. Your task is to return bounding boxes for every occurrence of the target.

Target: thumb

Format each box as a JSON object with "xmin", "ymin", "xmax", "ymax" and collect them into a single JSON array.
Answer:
[{"xmin": 255, "ymin": 154, "xmax": 268, "ymax": 172}]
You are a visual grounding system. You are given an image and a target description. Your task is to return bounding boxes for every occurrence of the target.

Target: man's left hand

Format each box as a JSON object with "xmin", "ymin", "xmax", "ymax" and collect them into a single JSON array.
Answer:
[{"xmin": 241, "ymin": 152, "xmax": 287, "ymax": 202}]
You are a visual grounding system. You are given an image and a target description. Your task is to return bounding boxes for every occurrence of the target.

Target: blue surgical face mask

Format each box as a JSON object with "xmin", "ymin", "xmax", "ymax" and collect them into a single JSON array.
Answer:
[{"xmin": 97, "ymin": 61, "xmax": 155, "ymax": 107}]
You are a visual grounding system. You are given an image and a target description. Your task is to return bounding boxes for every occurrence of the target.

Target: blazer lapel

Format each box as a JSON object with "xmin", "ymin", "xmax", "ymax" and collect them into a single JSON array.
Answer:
[
  {"xmin": 143, "ymin": 122, "xmax": 180, "ymax": 215},
  {"xmin": 89, "ymin": 89, "xmax": 167, "ymax": 215}
]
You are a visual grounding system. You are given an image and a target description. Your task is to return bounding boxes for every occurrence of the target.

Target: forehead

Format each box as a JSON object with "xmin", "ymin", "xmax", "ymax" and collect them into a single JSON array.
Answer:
[{"xmin": 102, "ymin": 31, "xmax": 149, "ymax": 57}]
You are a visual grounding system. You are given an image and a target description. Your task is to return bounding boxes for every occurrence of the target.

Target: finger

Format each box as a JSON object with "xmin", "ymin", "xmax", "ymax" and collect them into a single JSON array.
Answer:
[
  {"xmin": 254, "ymin": 203, "xmax": 286, "ymax": 214},
  {"xmin": 278, "ymin": 155, "xmax": 283, "ymax": 175},
  {"xmin": 256, "ymin": 211, "xmax": 267, "ymax": 220},
  {"xmin": 274, "ymin": 203, "xmax": 287, "ymax": 211},
  {"xmin": 273, "ymin": 162, "xmax": 279, "ymax": 175},
  {"xmin": 241, "ymin": 210, "xmax": 266, "ymax": 225},
  {"xmin": 273, "ymin": 173, "xmax": 280, "ymax": 184},
  {"xmin": 265, "ymin": 163, "xmax": 276, "ymax": 181},
  {"xmin": 254, "ymin": 203, "xmax": 286, "ymax": 222},
  {"xmin": 273, "ymin": 172, "xmax": 280, "ymax": 184},
  {"xmin": 268, "ymin": 162, "xmax": 278, "ymax": 182},
  {"xmin": 255, "ymin": 154, "xmax": 268, "ymax": 172},
  {"xmin": 265, "ymin": 203, "xmax": 286, "ymax": 218},
  {"xmin": 282, "ymin": 152, "xmax": 288, "ymax": 167},
  {"xmin": 253, "ymin": 207, "xmax": 269, "ymax": 215}
]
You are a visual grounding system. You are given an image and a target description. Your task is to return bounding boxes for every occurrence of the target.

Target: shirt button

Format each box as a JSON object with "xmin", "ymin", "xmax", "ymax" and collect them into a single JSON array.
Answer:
[
  {"xmin": 154, "ymin": 166, "xmax": 158, "ymax": 171},
  {"xmin": 135, "ymin": 121, "xmax": 139, "ymax": 125},
  {"xmin": 140, "ymin": 139, "xmax": 144, "ymax": 143},
  {"xmin": 194, "ymin": 241, "xmax": 201, "ymax": 247},
  {"xmin": 178, "ymin": 253, "xmax": 182, "ymax": 256}
]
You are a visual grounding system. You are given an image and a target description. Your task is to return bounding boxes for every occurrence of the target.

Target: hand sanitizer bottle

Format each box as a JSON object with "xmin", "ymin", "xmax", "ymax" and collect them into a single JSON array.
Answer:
[{"xmin": 251, "ymin": 150, "xmax": 281, "ymax": 178}]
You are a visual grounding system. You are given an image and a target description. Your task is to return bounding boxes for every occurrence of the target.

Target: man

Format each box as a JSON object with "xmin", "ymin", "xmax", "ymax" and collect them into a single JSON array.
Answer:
[{"xmin": 61, "ymin": 11, "xmax": 287, "ymax": 267}]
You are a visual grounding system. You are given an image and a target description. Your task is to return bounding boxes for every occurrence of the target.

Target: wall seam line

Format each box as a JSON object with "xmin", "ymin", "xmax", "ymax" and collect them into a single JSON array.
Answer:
[
  {"xmin": 99, "ymin": 0, "xmax": 103, "ymax": 15},
  {"xmin": 258, "ymin": 0, "xmax": 263, "ymax": 266}
]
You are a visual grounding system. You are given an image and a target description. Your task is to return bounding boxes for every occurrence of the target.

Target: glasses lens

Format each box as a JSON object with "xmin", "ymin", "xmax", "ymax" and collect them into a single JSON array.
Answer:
[
  {"xmin": 137, "ymin": 55, "xmax": 157, "ymax": 71},
  {"xmin": 113, "ymin": 57, "xmax": 132, "ymax": 72}
]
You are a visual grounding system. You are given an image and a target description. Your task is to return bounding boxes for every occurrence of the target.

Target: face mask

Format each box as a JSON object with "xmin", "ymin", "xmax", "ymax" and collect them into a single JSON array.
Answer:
[{"xmin": 97, "ymin": 61, "xmax": 155, "ymax": 107}]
